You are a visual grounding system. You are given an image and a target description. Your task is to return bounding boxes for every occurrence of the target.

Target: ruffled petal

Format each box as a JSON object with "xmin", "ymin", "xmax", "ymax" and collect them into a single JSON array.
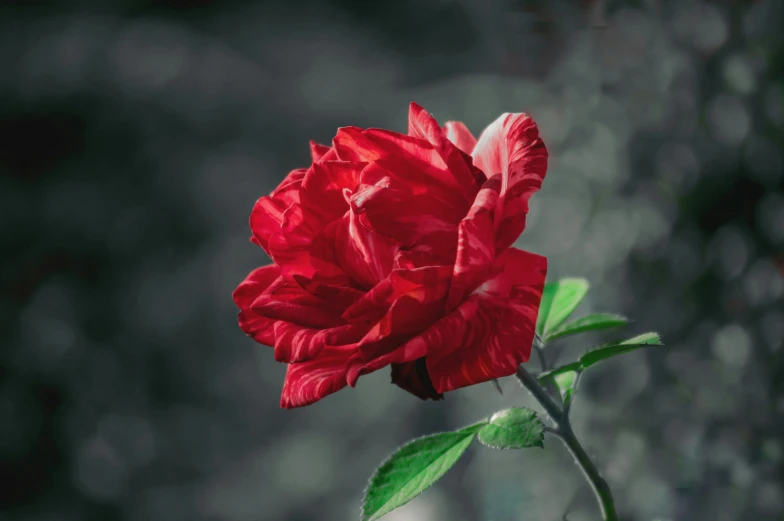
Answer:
[
  {"xmin": 344, "ymin": 305, "xmax": 442, "ymax": 386},
  {"xmin": 309, "ymin": 141, "xmax": 331, "ymax": 163},
  {"xmin": 334, "ymin": 124, "xmax": 470, "ymax": 210},
  {"xmin": 407, "ymin": 102, "xmax": 484, "ymax": 200},
  {"xmin": 275, "ymin": 168, "xmax": 307, "ymax": 202},
  {"xmin": 251, "ymin": 276, "xmax": 346, "ymax": 329},
  {"xmin": 358, "ymin": 157, "xmax": 468, "ymax": 223},
  {"xmin": 362, "ymin": 129, "xmax": 471, "ymax": 201},
  {"xmin": 292, "ymin": 276, "xmax": 365, "ymax": 309},
  {"xmin": 334, "ymin": 207, "xmax": 399, "ymax": 290},
  {"xmin": 443, "ymin": 121, "xmax": 477, "ymax": 155},
  {"xmin": 280, "ymin": 344, "xmax": 356, "ymax": 408},
  {"xmin": 332, "ymin": 126, "xmax": 380, "ymax": 162},
  {"xmin": 249, "ymin": 168, "xmax": 306, "ymax": 254},
  {"xmin": 393, "ymin": 234, "xmax": 459, "ymax": 270},
  {"xmin": 273, "ymin": 321, "xmax": 369, "ymax": 363},
  {"xmin": 446, "ymin": 174, "xmax": 502, "ymax": 309},
  {"xmin": 341, "ymin": 277, "xmax": 395, "ymax": 324},
  {"xmin": 425, "ymin": 248, "xmax": 547, "ymax": 392},
  {"xmin": 268, "ymin": 205, "xmax": 352, "ymax": 287},
  {"xmin": 351, "ymin": 181, "xmax": 461, "ymax": 249},
  {"xmin": 249, "ymin": 197, "xmax": 286, "ymax": 253},
  {"xmin": 232, "ymin": 265, "xmax": 281, "ymax": 345},
  {"xmin": 391, "ymin": 358, "xmax": 443, "ymax": 401},
  {"xmin": 299, "ymin": 160, "xmax": 363, "ymax": 224},
  {"xmin": 471, "ymin": 113, "xmax": 548, "ymax": 250},
  {"xmin": 345, "ymin": 265, "xmax": 453, "ymax": 385}
]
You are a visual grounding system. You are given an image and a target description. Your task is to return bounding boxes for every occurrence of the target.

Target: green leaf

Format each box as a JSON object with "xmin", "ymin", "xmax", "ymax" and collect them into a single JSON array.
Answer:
[
  {"xmin": 554, "ymin": 370, "xmax": 578, "ymax": 401},
  {"xmin": 536, "ymin": 283, "xmax": 557, "ymax": 337},
  {"xmin": 361, "ymin": 430, "xmax": 478, "ymax": 521},
  {"xmin": 578, "ymin": 332, "xmax": 663, "ymax": 369},
  {"xmin": 539, "ymin": 333, "xmax": 663, "ymax": 384},
  {"xmin": 544, "ymin": 313, "xmax": 629, "ymax": 342},
  {"xmin": 538, "ymin": 362, "xmax": 581, "ymax": 384},
  {"xmin": 477, "ymin": 408, "xmax": 545, "ymax": 450},
  {"xmin": 456, "ymin": 421, "xmax": 489, "ymax": 435},
  {"xmin": 536, "ymin": 278, "xmax": 590, "ymax": 339}
]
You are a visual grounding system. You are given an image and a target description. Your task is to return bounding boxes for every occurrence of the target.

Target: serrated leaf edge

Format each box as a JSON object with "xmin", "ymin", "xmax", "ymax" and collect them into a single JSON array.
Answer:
[{"xmin": 477, "ymin": 408, "xmax": 545, "ymax": 450}]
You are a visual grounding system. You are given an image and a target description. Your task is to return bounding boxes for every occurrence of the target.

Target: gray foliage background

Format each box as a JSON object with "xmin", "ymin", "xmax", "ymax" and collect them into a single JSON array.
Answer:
[{"xmin": 1, "ymin": 1, "xmax": 783, "ymax": 520}]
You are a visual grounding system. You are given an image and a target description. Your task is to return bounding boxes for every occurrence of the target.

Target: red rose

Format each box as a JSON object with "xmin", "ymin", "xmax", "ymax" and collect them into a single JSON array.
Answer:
[{"xmin": 233, "ymin": 102, "xmax": 548, "ymax": 408}]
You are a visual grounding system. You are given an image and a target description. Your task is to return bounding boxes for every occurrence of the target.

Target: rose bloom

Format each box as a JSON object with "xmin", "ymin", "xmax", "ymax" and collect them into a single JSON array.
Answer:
[{"xmin": 233, "ymin": 103, "xmax": 547, "ymax": 408}]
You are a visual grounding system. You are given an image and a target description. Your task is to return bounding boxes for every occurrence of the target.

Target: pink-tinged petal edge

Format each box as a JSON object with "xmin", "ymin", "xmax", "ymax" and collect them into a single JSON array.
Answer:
[
  {"xmin": 471, "ymin": 112, "xmax": 548, "ymax": 251},
  {"xmin": 443, "ymin": 121, "xmax": 477, "ymax": 155}
]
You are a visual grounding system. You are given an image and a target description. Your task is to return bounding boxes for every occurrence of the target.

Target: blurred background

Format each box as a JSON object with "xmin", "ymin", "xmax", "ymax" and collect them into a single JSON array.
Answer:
[{"xmin": 1, "ymin": 0, "xmax": 783, "ymax": 520}]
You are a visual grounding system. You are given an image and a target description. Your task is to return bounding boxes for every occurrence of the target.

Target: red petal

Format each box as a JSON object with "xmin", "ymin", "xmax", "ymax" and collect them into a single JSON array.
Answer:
[
  {"xmin": 390, "ymin": 359, "xmax": 443, "ymax": 401},
  {"xmin": 425, "ymin": 248, "xmax": 547, "ymax": 392},
  {"xmin": 360, "ymin": 156, "xmax": 469, "ymax": 218},
  {"xmin": 309, "ymin": 141, "xmax": 331, "ymax": 163},
  {"xmin": 341, "ymin": 277, "xmax": 395, "ymax": 324},
  {"xmin": 393, "ymin": 234, "xmax": 458, "ymax": 270},
  {"xmin": 344, "ymin": 308, "xmax": 440, "ymax": 386},
  {"xmin": 239, "ymin": 312, "xmax": 276, "ymax": 346},
  {"xmin": 446, "ymin": 174, "xmax": 502, "ymax": 309},
  {"xmin": 232, "ymin": 265, "xmax": 280, "ymax": 345},
  {"xmin": 407, "ymin": 102, "xmax": 483, "ymax": 200},
  {"xmin": 268, "ymin": 205, "xmax": 351, "ymax": 287},
  {"xmin": 332, "ymin": 126, "xmax": 379, "ymax": 162},
  {"xmin": 334, "ymin": 207, "xmax": 399, "ymax": 290},
  {"xmin": 299, "ymin": 161, "xmax": 363, "ymax": 224},
  {"xmin": 249, "ymin": 197, "xmax": 286, "ymax": 253},
  {"xmin": 273, "ymin": 321, "xmax": 327, "ymax": 362},
  {"xmin": 292, "ymin": 275, "xmax": 364, "ymax": 309},
  {"xmin": 249, "ymin": 168, "xmax": 306, "ymax": 254},
  {"xmin": 362, "ymin": 129, "xmax": 470, "ymax": 201},
  {"xmin": 471, "ymin": 113, "xmax": 548, "ymax": 250},
  {"xmin": 345, "ymin": 265, "xmax": 453, "ymax": 385},
  {"xmin": 351, "ymin": 182, "xmax": 461, "ymax": 249},
  {"xmin": 273, "ymin": 321, "xmax": 368, "ymax": 363},
  {"xmin": 251, "ymin": 276, "xmax": 346, "ymax": 329},
  {"xmin": 267, "ymin": 164, "xmax": 371, "ymax": 293},
  {"xmin": 280, "ymin": 344, "xmax": 355, "ymax": 408},
  {"xmin": 276, "ymin": 168, "xmax": 307, "ymax": 198},
  {"xmin": 443, "ymin": 121, "xmax": 477, "ymax": 155}
]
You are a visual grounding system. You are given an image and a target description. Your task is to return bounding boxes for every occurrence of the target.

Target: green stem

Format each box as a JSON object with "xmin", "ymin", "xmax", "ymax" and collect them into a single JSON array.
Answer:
[
  {"xmin": 558, "ymin": 421, "xmax": 618, "ymax": 521},
  {"xmin": 515, "ymin": 364, "xmax": 618, "ymax": 521},
  {"xmin": 515, "ymin": 364, "xmax": 562, "ymax": 422}
]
